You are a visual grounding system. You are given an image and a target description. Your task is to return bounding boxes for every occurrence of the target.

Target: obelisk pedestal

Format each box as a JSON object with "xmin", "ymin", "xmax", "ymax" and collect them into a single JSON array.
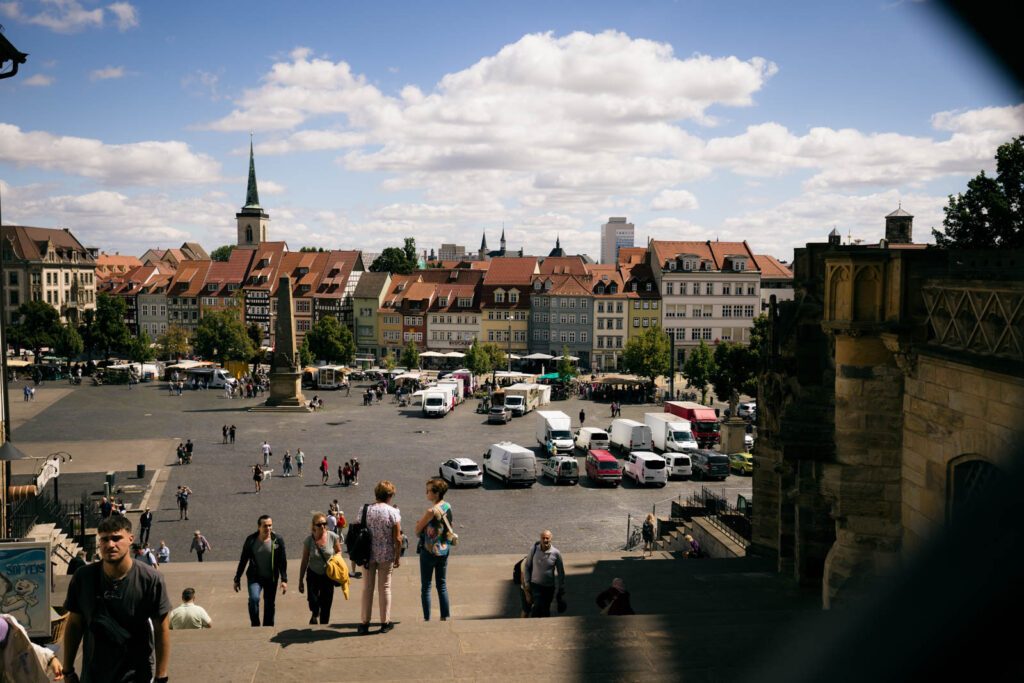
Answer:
[{"xmin": 251, "ymin": 275, "xmax": 310, "ymax": 412}]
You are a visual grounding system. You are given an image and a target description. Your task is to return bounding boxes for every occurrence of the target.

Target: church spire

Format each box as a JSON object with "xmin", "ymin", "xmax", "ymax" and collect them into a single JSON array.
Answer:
[
  {"xmin": 244, "ymin": 135, "xmax": 261, "ymax": 209},
  {"xmin": 500, "ymin": 227, "xmax": 506, "ymax": 251},
  {"xmin": 480, "ymin": 232, "xmax": 488, "ymax": 250}
]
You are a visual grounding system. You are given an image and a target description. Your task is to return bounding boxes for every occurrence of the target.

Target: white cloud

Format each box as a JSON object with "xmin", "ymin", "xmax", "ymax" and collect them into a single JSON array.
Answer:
[
  {"xmin": 181, "ymin": 70, "xmax": 223, "ymax": 101},
  {"xmin": 1, "ymin": 0, "xmax": 103, "ymax": 33},
  {"xmin": 22, "ymin": 73, "xmax": 54, "ymax": 86},
  {"xmin": 651, "ymin": 189, "xmax": 699, "ymax": 211},
  {"xmin": 0, "ymin": 123, "xmax": 221, "ymax": 185},
  {"xmin": 90, "ymin": 65, "xmax": 125, "ymax": 81},
  {"xmin": 255, "ymin": 130, "xmax": 366, "ymax": 155},
  {"xmin": 258, "ymin": 180, "xmax": 286, "ymax": 195},
  {"xmin": 106, "ymin": 2, "xmax": 137, "ymax": 30},
  {"xmin": 643, "ymin": 217, "xmax": 708, "ymax": 242},
  {"xmin": 704, "ymin": 104, "xmax": 1024, "ymax": 190}
]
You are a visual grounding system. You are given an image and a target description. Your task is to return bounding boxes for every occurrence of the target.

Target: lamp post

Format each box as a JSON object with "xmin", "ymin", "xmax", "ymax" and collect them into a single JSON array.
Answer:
[{"xmin": 668, "ymin": 329, "xmax": 677, "ymax": 400}]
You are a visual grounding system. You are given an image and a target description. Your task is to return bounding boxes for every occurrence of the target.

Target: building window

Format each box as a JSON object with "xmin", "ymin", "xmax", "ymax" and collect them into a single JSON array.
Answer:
[
  {"xmin": 633, "ymin": 318, "xmax": 640, "ymax": 328},
  {"xmin": 580, "ymin": 314, "xmax": 587, "ymax": 325},
  {"xmin": 642, "ymin": 318, "xmax": 649, "ymax": 327},
  {"xmin": 508, "ymin": 290, "xmax": 519, "ymax": 303},
  {"xmin": 494, "ymin": 291, "xmax": 505, "ymax": 303},
  {"xmin": 568, "ymin": 314, "xmax": 576, "ymax": 324},
  {"xmin": 705, "ymin": 283, "xmax": 713, "ymax": 295},
  {"xmin": 7, "ymin": 272, "xmax": 16, "ymax": 286},
  {"xmin": 744, "ymin": 305, "xmax": 755, "ymax": 317},
  {"xmin": 616, "ymin": 302, "xmax": 623, "ymax": 313},
  {"xmin": 633, "ymin": 301, "xmax": 640, "ymax": 309},
  {"xmin": 702, "ymin": 328, "xmax": 712, "ymax": 340},
  {"xmin": 581, "ymin": 299, "xmax": 587, "ymax": 309},
  {"xmin": 722, "ymin": 284, "xmax": 731, "ymax": 295},
  {"xmin": 642, "ymin": 301, "xmax": 649, "ymax": 310},
  {"xmin": 665, "ymin": 282, "xmax": 673, "ymax": 295},
  {"xmin": 616, "ymin": 319, "xmax": 623, "ymax": 330},
  {"xmin": 597, "ymin": 301, "xmax": 605, "ymax": 313},
  {"xmin": 722, "ymin": 305, "xmax": 732, "ymax": 318},
  {"xmin": 747, "ymin": 284, "xmax": 756, "ymax": 296},
  {"xmin": 598, "ymin": 336, "xmax": 605, "ymax": 348}
]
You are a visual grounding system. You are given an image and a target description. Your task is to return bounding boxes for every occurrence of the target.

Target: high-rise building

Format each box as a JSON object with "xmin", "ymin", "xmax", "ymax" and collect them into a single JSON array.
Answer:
[{"xmin": 600, "ymin": 217, "xmax": 634, "ymax": 264}]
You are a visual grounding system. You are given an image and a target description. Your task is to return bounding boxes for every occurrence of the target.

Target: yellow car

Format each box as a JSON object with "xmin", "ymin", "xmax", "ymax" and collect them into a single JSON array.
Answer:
[{"xmin": 729, "ymin": 452, "xmax": 753, "ymax": 475}]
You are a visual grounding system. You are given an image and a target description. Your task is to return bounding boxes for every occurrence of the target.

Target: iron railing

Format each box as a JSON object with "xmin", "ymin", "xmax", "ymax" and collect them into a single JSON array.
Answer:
[{"xmin": 686, "ymin": 486, "xmax": 749, "ymax": 546}]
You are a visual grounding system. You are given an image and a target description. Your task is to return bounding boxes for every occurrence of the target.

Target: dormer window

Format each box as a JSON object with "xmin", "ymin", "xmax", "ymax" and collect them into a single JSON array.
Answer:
[
  {"xmin": 631, "ymin": 281, "xmax": 638, "ymax": 292},
  {"xmin": 669, "ymin": 261, "xmax": 677, "ymax": 271},
  {"xmin": 257, "ymin": 259, "xmax": 268, "ymax": 269},
  {"xmin": 534, "ymin": 280, "xmax": 542, "ymax": 291},
  {"xmin": 609, "ymin": 283, "xmax": 618, "ymax": 294},
  {"xmin": 544, "ymin": 279, "xmax": 553, "ymax": 292},
  {"xmin": 208, "ymin": 283, "xmax": 217, "ymax": 292},
  {"xmin": 494, "ymin": 289, "xmax": 505, "ymax": 303},
  {"xmin": 438, "ymin": 297, "xmax": 448, "ymax": 307},
  {"xmin": 509, "ymin": 289, "xmax": 519, "ymax": 304},
  {"xmin": 732, "ymin": 259, "xmax": 746, "ymax": 271},
  {"xmin": 396, "ymin": 283, "xmax": 405, "ymax": 292},
  {"xmin": 595, "ymin": 284, "xmax": 605, "ymax": 294}
]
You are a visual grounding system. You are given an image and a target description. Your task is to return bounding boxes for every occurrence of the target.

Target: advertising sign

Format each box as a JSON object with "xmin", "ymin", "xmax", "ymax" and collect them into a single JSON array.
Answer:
[{"xmin": 0, "ymin": 541, "xmax": 52, "ymax": 639}]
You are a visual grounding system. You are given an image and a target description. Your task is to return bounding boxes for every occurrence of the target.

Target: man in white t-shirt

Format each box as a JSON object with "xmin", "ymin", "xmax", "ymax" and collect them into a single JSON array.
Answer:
[
  {"xmin": 261, "ymin": 441, "xmax": 272, "ymax": 467},
  {"xmin": 169, "ymin": 587, "xmax": 212, "ymax": 629}
]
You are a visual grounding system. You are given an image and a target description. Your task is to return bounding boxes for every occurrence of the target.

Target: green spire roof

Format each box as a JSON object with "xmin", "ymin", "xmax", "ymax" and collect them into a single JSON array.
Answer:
[{"xmin": 244, "ymin": 138, "xmax": 261, "ymax": 209}]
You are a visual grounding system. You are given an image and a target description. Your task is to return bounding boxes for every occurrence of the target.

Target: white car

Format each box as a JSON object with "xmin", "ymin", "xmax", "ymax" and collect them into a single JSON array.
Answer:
[{"xmin": 438, "ymin": 458, "xmax": 483, "ymax": 487}]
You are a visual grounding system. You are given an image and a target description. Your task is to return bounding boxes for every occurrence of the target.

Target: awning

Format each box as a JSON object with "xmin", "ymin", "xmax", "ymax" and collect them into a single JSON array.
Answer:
[
  {"xmin": 419, "ymin": 351, "xmax": 445, "ymax": 358},
  {"xmin": 597, "ymin": 374, "xmax": 646, "ymax": 386},
  {"xmin": 553, "ymin": 355, "xmax": 579, "ymax": 361},
  {"xmin": 443, "ymin": 351, "xmax": 465, "ymax": 358},
  {"xmin": 522, "ymin": 353, "xmax": 554, "ymax": 360},
  {"xmin": 507, "ymin": 354, "xmax": 522, "ymax": 360}
]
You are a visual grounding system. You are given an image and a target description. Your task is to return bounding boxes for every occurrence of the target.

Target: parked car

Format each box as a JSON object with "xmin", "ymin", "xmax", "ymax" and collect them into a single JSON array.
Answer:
[
  {"xmin": 482, "ymin": 442, "xmax": 537, "ymax": 487},
  {"xmin": 664, "ymin": 453, "xmax": 693, "ymax": 479},
  {"xmin": 585, "ymin": 449, "xmax": 622, "ymax": 486},
  {"xmin": 729, "ymin": 452, "xmax": 753, "ymax": 475},
  {"xmin": 541, "ymin": 455, "xmax": 579, "ymax": 485},
  {"xmin": 574, "ymin": 427, "xmax": 610, "ymax": 452},
  {"xmin": 690, "ymin": 450, "xmax": 730, "ymax": 481},
  {"xmin": 623, "ymin": 451, "xmax": 667, "ymax": 487},
  {"xmin": 488, "ymin": 405, "xmax": 512, "ymax": 424},
  {"xmin": 438, "ymin": 458, "xmax": 484, "ymax": 487}
]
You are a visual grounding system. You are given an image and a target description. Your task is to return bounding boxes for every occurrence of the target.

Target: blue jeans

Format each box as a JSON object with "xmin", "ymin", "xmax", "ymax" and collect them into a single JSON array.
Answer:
[
  {"xmin": 419, "ymin": 551, "xmax": 450, "ymax": 620},
  {"xmin": 248, "ymin": 578, "xmax": 277, "ymax": 626}
]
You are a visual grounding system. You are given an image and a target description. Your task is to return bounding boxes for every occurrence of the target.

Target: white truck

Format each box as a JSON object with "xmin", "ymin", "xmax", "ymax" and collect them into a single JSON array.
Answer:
[
  {"xmin": 482, "ymin": 442, "xmax": 537, "ymax": 487},
  {"xmin": 609, "ymin": 418, "xmax": 653, "ymax": 453},
  {"xmin": 644, "ymin": 413, "xmax": 699, "ymax": 453},
  {"xmin": 504, "ymin": 383, "xmax": 541, "ymax": 416},
  {"xmin": 535, "ymin": 410, "xmax": 574, "ymax": 454},
  {"xmin": 422, "ymin": 390, "xmax": 450, "ymax": 417},
  {"xmin": 437, "ymin": 378, "xmax": 465, "ymax": 404}
]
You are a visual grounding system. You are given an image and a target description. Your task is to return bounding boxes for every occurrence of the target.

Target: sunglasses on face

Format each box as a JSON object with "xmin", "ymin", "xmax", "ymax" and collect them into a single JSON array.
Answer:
[{"xmin": 314, "ymin": 522, "xmax": 327, "ymax": 527}]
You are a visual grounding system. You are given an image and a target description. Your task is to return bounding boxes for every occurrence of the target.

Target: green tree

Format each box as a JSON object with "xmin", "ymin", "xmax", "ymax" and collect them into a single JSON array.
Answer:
[
  {"xmin": 299, "ymin": 338, "xmax": 315, "ymax": 367},
  {"xmin": 933, "ymin": 135, "xmax": 1024, "ymax": 248},
  {"xmin": 9, "ymin": 301, "xmax": 61, "ymax": 357},
  {"xmin": 557, "ymin": 344, "xmax": 577, "ymax": 380},
  {"xmin": 682, "ymin": 340, "xmax": 716, "ymax": 404},
  {"xmin": 380, "ymin": 349, "xmax": 396, "ymax": 370},
  {"xmin": 369, "ymin": 237, "xmax": 418, "ymax": 274},
  {"xmin": 622, "ymin": 325, "xmax": 670, "ymax": 383},
  {"xmin": 210, "ymin": 245, "xmax": 235, "ymax": 262},
  {"xmin": 192, "ymin": 309, "xmax": 255, "ymax": 364},
  {"xmin": 710, "ymin": 342, "xmax": 757, "ymax": 416},
  {"xmin": 94, "ymin": 293, "xmax": 131, "ymax": 358},
  {"xmin": 480, "ymin": 342, "xmax": 507, "ymax": 374},
  {"xmin": 299, "ymin": 246, "xmax": 325, "ymax": 253},
  {"xmin": 52, "ymin": 322, "xmax": 84, "ymax": 360},
  {"xmin": 303, "ymin": 315, "xmax": 355, "ymax": 364},
  {"xmin": 748, "ymin": 314, "xmax": 770, "ymax": 373},
  {"xmin": 156, "ymin": 324, "xmax": 190, "ymax": 360},
  {"xmin": 399, "ymin": 340, "xmax": 420, "ymax": 369},
  {"xmin": 126, "ymin": 331, "xmax": 156, "ymax": 363},
  {"xmin": 77, "ymin": 309, "xmax": 97, "ymax": 358}
]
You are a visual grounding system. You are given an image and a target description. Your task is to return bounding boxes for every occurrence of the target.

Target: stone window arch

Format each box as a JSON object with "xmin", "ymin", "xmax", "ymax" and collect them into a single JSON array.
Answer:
[
  {"xmin": 246, "ymin": 225, "xmax": 253, "ymax": 243},
  {"xmin": 947, "ymin": 455, "xmax": 1002, "ymax": 524}
]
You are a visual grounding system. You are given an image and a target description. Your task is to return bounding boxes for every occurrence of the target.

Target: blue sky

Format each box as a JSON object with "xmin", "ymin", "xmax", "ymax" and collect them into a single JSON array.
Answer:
[{"xmin": 1, "ymin": 0, "xmax": 1021, "ymax": 260}]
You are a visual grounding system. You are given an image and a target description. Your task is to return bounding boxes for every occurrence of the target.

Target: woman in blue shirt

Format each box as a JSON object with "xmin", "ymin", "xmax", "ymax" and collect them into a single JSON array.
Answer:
[{"xmin": 414, "ymin": 478, "xmax": 453, "ymax": 621}]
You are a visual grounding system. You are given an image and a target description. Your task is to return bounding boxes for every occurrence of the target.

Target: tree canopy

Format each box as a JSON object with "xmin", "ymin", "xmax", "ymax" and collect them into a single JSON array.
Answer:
[
  {"xmin": 52, "ymin": 322, "xmax": 84, "ymax": 360},
  {"xmin": 126, "ymin": 331, "xmax": 156, "ymax": 363},
  {"xmin": 93, "ymin": 293, "xmax": 131, "ymax": 358},
  {"xmin": 156, "ymin": 324, "xmax": 190, "ymax": 360},
  {"xmin": 192, "ymin": 309, "xmax": 255, "ymax": 364},
  {"xmin": 622, "ymin": 325, "xmax": 670, "ymax": 382},
  {"xmin": 303, "ymin": 315, "xmax": 355, "ymax": 364},
  {"xmin": 557, "ymin": 344, "xmax": 578, "ymax": 380},
  {"xmin": 933, "ymin": 135, "xmax": 1024, "ymax": 248},
  {"xmin": 369, "ymin": 237, "xmax": 418, "ymax": 274},
  {"xmin": 682, "ymin": 340, "xmax": 715, "ymax": 404},
  {"xmin": 210, "ymin": 245, "xmax": 235, "ymax": 262},
  {"xmin": 709, "ymin": 342, "xmax": 757, "ymax": 415},
  {"xmin": 399, "ymin": 340, "xmax": 420, "ymax": 369},
  {"xmin": 9, "ymin": 301, "xmax": 61, "ymax": 355}
]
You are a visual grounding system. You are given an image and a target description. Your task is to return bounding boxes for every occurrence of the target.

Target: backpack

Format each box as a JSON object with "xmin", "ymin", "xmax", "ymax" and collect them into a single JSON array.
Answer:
[{"xmin": 345, "ymin": 504, "xmax": 373, "ymax": 568}]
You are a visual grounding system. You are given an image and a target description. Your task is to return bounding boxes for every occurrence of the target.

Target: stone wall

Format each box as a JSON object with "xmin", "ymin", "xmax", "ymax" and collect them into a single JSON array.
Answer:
[{"xmin": 901, "ymin": 353, "xmax": 1024, "ymax": 554}]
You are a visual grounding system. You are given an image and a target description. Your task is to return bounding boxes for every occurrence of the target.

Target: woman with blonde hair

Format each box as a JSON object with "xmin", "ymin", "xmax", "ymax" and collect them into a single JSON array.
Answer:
[
  {"xmin": 299, "ymin": 511, "xmax": 343, "ymax": 624},
  {"xmin": 358, "ymin": 480, "xmax": 402, "ymax": 635},
  {"xmin": 641, "ymin": 513, "xmax": 656, "ymax": 557}
]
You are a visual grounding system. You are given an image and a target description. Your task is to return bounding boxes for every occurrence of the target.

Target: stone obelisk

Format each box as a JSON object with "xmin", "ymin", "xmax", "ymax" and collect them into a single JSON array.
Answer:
[{"xmin": 261, "ymin": 275, "xmax": 309, "ymax": 411}]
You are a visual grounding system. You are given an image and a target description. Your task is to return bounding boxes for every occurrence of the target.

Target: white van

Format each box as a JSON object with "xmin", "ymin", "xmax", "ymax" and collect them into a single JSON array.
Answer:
[
  {"xmin": 663, "ymin": 453, "xmax": 693, "ymax": 479},
  {"xmin": 482, "ymin": 442, "xmax": 537, "ymax": 487},
  {"xmin": 574, "ymin": 427, "xmax": 610, "ymax": 452},
  {"xmin": 624, "ymin": 451, "xmax": 668, "ymax": 487},
  {"xmin": 186, "ymin": 367, "xmax": 232, "ymax": 389},
  {"xmin": 609, "ymin": 419, "xmax": 653, "ymax": 453}
]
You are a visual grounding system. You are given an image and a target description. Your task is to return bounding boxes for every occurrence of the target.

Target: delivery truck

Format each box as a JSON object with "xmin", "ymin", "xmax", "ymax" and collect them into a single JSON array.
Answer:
[
  {"xmin": 644, "ymin": 413, "xmax": 699, "ymax": 453},
  {"xmin": 535, "ymin": 410, "xmax": 574, "ymax": 454},
  {"xmin": 664, "ymin": 401, "xmax": 720, "ymax": 447},
  {"xmin": 609, "ymin": 418, "xmax": 653, "ymax": 453},
  {"xmin": 504, "ymin": 383, "xmax": 541, "ymax": 416}
]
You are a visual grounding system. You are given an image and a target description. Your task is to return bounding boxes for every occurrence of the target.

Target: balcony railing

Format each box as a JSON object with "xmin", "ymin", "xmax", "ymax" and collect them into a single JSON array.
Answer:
[{"xmin": 922, "ymin": 281, "xmax": 1024, "ymax": 362}]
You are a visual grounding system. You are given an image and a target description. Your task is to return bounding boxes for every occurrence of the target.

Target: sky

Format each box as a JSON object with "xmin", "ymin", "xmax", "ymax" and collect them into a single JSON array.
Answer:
[{"xmin": 1, "ymin": 0, "xmax": 1022, "ymax": 262}]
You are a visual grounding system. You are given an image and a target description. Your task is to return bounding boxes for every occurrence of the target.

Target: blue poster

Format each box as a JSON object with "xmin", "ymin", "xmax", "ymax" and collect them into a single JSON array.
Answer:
[{"xmin": 0, "ymin": 542, "xmax": 51, "ymax": 639}]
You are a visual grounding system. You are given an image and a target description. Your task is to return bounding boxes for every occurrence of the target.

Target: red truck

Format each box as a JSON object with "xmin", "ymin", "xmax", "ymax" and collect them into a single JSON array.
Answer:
[{"xmin": 664, "ymin": 401, "xmax": 720, "ymax": 447}]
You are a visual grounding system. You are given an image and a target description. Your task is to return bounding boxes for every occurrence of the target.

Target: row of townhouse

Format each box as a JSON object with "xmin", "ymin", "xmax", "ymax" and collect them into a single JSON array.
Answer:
[
  {"xmin": 102, "ymin": 244, "xmax": 365, "ymax": 346},
  {"xmin": 350, "ymin": 247, "xmax": 792, "ymax": 371}
]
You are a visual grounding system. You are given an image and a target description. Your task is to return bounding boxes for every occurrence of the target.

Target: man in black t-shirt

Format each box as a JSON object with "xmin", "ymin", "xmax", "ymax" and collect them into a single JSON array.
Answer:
[
  {"xmin": 139, "ymin": 507, "xmax": 153, "ymax": 547},
  {"xmin": 63, "ymin": 514, "xmax": 171, "ymax": 683}
]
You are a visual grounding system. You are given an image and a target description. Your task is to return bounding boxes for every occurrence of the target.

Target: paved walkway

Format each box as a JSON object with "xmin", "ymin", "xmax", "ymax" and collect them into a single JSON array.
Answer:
[{"xmin": 53, "ymin": 552, "xmax": 820, "ymax": 682}]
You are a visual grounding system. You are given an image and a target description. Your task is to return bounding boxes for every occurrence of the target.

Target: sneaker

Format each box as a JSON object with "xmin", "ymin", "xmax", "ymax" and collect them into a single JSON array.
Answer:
[
  {"xmin": 380, "ymin": 622, "xmax": 394, "ymax": 634},
  {"xmin": 309, "ymin": 616, "xmax": 318, "ymax": 625},
  {"xmin": 357, "ymin": 624, "xmax": 370, "ymax": 635}
]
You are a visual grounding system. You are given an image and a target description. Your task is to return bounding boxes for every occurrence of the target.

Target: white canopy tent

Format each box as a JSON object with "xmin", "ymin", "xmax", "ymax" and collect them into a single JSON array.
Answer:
[
  {"xmin": 522, "ymin": 353, "xmax": 554, "ymax": 360},
  {"xmin": 419, "ymin": 351, "xmax": 445, "ymax": 358}
]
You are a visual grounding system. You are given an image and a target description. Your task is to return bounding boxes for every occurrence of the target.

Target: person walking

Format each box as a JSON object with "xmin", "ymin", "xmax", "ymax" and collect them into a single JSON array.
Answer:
[
  {"xmin": 253, "ymin": 464, "xmax": 264, "ymax": 493},
  {"xmin": 642, "ymin": 513, "xmax": 656, "ymax": 558},
  {"xmin": 229, "ymin": 424, "xmax": 236, "ymax": 444},
  {"xmin": 185, "ymin": 439, "xmax": 195, "ymax": 464},
  {"xmin": 343, "ymin": 461, "xmax": 353, "ymax": 486},
  {"xmin": 222, "ymin": 425, "xmax": 229, "ymax": 444},
  {"xmin": 261, "ymin": 441, "xmax": 272, "ymax": 467},
  {"xmin": 595, "ymin": 578, "xmax": 635, "ymax": 616},
  {"xmin": 283, "ymin": 451, "xmax": 293, "ymax": 477},
  {"xmin": 351, "ymin": 458, "xmax": 360, "ymax": 486},
  {"xmin": 524, "ymin": 530, "xmax": 566, "ymax": 618},
  {"xmin": 298, "ymin": 512, "xmax": 343, "ymax": 625},
  {"xmin": 177, "ymin": 485, "xmax": 192, "ymax": 521},
  {"xmin": 295, "ymin": 448, "xmax": 304, "ymax": 477},
  {"xmin": 320, "ymin": 456, "xmax": 330, "ymax": 485},
  {"xmin": 169, "ymin": 587, "xmax": 212, "ymax": 629},
  {"xmin": 579, "ymin": 408, "xmax": 586, "ymax": 425},
  {"xmin": 62, "ymin": 515, "xmax": 171, "ymax": 683},
  {"xmin": 358, "ymin": 480, "xmax": 403, "ymax": 635},
  {"xmin": 233, "ymin": 515, "xmax": 288, "ymax": 628},
  {"xmin": 414, "ymin": 478, "xmax": 454, "ymax": 622},
  {"xmin": 190, "ymin": 530, "xmax": 211, "ymax": 562},
  {"xmin": 338, "ymin": 463, "xmax": 346, "ymax": 486},
  {"xmin": 139, "ymin": 506, "xmax": 153, "ymax": 547}
]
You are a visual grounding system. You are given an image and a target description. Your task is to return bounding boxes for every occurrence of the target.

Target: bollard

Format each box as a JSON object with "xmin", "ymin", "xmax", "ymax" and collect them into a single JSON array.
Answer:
[{"xmin": 136, "ymin": 463, "xmax": 145, "ymax": 479}]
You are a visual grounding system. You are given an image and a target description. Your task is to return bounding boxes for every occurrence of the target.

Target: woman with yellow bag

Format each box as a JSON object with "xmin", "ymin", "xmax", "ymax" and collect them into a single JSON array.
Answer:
[{"xmin": 298, "ymin": 512, "xmax": 344, "ymax": 625}]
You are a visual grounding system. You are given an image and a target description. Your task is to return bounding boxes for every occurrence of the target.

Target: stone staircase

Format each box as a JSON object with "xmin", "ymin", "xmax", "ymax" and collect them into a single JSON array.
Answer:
[
  {"xmin": 52, "ymin": 552, "xmax": 820, "ymax": 681},
  {"xmin": 25, "ymin": 522, "xmax": 83, "ymax": 574}
]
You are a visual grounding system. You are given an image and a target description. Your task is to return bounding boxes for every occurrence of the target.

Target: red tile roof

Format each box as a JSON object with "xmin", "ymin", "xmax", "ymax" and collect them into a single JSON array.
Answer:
[
  {"xmin": 539, "ymin": 256, "xmax": 589, "ymax": 276},
  {"xmin": 482, "ymin": 257, "xmax": 538, "ymax": 284},
  {"xmin": 751, "ymin": 254, "xmax": 793, "ymax": 280},
  {"xmin": 650, "ymin": 240, "xmax": 758, "ymax": 271}
]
